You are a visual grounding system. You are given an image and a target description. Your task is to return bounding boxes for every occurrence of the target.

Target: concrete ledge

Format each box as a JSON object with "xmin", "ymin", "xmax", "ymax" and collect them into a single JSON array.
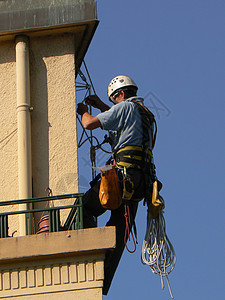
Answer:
[
  {"xmin": 0, "ymin": 0, "xmax": 97, "ymax": 34},
  {"xmin": 0, "ymin": 227, "xmax": 116, "ymax": 264},
  {"xmin": 0, "ymin": 227, "xmax": 115, "ymax": 299},
  {"xmin": 0, "ymin": 0, "xmax": 98, "ymax": 73}
]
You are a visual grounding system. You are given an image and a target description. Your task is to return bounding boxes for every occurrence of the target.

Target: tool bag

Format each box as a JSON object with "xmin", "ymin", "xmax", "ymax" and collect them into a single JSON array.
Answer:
[{"xmin": 99, "ymin": 166, "xmax": 122, "ymax": 210}]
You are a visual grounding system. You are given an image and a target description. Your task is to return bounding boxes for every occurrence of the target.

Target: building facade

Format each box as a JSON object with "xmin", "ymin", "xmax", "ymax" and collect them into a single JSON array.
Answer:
[{"xmin": 0, "ymin": 1, "xmax": 116, "ymax": 299}]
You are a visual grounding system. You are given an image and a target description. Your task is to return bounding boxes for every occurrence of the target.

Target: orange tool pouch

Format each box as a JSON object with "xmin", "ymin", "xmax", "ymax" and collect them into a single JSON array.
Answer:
[{"xmin": 99, "ymin": 166, "xmax": 122, "ymax": 210}]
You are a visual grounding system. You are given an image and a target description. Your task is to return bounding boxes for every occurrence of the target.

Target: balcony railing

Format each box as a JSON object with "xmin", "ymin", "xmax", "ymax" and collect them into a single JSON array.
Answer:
[{"xmin": 0, "ymin": 193, "xmax": 83, "ymax": 238}]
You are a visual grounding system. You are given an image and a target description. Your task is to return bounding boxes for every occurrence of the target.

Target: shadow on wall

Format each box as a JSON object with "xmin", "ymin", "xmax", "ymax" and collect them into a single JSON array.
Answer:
[
  {"xmin": 29, "ymin": 35, "xmax": 76, "ymax": 230},
  {"xmin": 30, "ymin": 39, "xmax": 50, "ymax": 228}
]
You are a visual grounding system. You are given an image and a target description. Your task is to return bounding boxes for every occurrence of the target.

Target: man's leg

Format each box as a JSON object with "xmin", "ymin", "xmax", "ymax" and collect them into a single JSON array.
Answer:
[
  {"xmin": 103, "ymin": 168, "xmax": 145, "ymax": 295},
  {"xmin": 82, "ymin": 181, "xmax": 106, "ymax": 228},
  {"xmin": 103, "ymin": 200, "xmax": 138, "ymax": 295}
]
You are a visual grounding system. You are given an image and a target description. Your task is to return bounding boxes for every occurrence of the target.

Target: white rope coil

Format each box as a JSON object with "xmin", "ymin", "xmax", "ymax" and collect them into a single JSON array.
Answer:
[{"xmin": 141, "ymin": 196, "xmax": 176, "ymax": 299}]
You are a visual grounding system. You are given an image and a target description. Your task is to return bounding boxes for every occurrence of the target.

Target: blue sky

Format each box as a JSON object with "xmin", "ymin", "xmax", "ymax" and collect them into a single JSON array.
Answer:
[{"xmin": 77, "ymin": 1, "xmax": 225, "ymax": 299}]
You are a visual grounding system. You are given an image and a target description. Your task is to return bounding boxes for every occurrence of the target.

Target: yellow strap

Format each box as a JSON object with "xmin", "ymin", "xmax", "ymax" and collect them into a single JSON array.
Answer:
[
  {"xmin": 123, "ymin": 154, "xmax": 142, "ymax": 161},
  {"xmin": 122, "ymin": 155, "xmax": 152, "ymax": 163},
  {"xmin": 115, "ymin": 161, "xmax": 141, "ymax": 169},
  {"xmin": 116, "ymin": 145, "xmax": 152, "ymax": 157}
]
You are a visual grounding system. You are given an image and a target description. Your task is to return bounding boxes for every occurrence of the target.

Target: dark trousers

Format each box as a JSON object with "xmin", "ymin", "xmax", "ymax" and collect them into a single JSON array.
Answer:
[{"xmin": 82, "ymin": 168, "xmax": 145, "ymax": 295}]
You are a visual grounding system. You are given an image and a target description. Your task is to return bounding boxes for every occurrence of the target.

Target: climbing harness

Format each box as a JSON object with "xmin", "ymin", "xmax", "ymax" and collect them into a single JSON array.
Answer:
[
  {"xmin": 114, "ymin": 145, "xmax": 153, "ymax": 171},
  {"xmin": 112, "ymin": 100, "xmax": 158, "ymax": 254}
]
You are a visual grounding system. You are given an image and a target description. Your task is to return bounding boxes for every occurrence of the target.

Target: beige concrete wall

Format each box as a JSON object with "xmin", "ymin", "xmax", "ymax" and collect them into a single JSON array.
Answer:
[
  {"xmin": 0, "ymin": 40, "xmax": 19, "ymax": 235},
  {"xmin": 30, "ymin": 34, "xmax": 78, "ymax": 197},
  {"xmin": 0, "ymin": 33, "xmax": 78, "ymax": 235},
  {"xmin": 30, "ymin": 34, "xmax": 78, "ymax": 227}
]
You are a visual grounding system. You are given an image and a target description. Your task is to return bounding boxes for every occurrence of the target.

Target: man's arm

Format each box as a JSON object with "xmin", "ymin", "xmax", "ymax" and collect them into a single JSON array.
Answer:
[
  {"xmin": 77, "ymin": 103, "xmax": 102, "ymax": 130},
  {"xmin": 85, "ymin": 95, "xmax": 110, "ymax": 112}
]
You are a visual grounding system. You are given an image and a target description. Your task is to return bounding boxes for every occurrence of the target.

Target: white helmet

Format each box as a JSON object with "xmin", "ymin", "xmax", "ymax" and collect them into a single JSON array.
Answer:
[{"xmin": 108, "ymin": 75, "xmax": 138, "ymax": 103}]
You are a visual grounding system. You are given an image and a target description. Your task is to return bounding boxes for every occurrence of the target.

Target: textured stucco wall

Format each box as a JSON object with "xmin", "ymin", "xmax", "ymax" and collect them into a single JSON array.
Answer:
[
  {"xmin": 0, "ymin": 40, "xmax": 19, "ymax": 235},
  {"xmin": 30, "ymin": 34, "xmax": 78, "ymax": 227},
  {"xmin": 30, "ymin": 33, "xmax": 78, "ymax": 226},
  {"xmin": 0, "ymin": 40, "xmax": 17, "ymax": 199},
  {"xmin": 0, "ymin": 33, "xmax": 78, "ymax": 235}
]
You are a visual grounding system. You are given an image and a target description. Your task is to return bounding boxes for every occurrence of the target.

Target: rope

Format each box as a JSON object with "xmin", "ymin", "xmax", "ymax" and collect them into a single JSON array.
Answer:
[
  {"xmin": 76, "ymin": 61, "xmax": 112, "ymax": 180},
  {"xmin": 76, "ymin": 62, "xmax": 97, "ymax": 180},
  {"xmin": 141, "ymin": 196, "xmax": 176, "ymax": 299},
  {"xmin": 83, "ymin": 60, "xmax": 97, "ymax": 95},
  {"xmin": 124, "ymin": 202, "xmax": 136, "ymax": 253}
]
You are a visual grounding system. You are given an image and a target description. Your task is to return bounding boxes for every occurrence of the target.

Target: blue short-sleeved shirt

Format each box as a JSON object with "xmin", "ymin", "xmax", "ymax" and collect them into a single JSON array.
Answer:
[{"xmin": 97, "ymin": 97, "xmax": 152, "ymax": 153}]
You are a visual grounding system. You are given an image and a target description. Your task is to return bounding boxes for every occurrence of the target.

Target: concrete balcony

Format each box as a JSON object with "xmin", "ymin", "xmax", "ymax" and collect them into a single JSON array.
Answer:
[{"xmin": 0, "ymin": 227, "xmax": 116, "ymax": 299}]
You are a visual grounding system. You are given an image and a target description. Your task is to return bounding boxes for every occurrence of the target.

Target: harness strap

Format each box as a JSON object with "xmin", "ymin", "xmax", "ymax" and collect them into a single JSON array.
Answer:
[
  {"xmin": 116, "ymin": 145, "xmax": 153, "ymax": 157},
  {"xmin": 114, "ymin": 145, "xmax": 153, "ymax": 170},
  {"xmin": 131, "ymin": 100, "xmax": 157, "ymax": 150},
  {"xmin": 116, "ymin": 149, "xmax": 152, "ymax": 162},
  {"xmin": 116, "ymin": 155, "xmax": 150, "ymax": 169}
]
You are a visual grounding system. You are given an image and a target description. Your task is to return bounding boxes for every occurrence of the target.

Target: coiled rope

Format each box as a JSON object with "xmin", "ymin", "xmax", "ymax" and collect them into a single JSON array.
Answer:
[{"xmin": 141, "ymin": 196, "xmax": 176, "ymax": 299}]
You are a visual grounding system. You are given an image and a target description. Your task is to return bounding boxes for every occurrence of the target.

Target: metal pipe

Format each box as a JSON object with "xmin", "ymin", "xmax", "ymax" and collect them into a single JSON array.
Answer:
[{"xmin": 15, "ymin": 35, "xmax": 32, "ymax": 236}]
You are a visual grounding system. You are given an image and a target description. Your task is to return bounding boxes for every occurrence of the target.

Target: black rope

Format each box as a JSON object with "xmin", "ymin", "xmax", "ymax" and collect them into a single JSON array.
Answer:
[
  {"xmin": 76, "ymin": 61, "xmax": 112, "ymax": 179},
  {"xmin": 83, "ymin": 60, "xmax": 97, "ymax": 95}
]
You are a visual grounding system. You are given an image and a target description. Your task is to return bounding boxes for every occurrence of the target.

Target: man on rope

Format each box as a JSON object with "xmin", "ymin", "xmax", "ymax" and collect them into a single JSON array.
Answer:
[{"xmin": 77, "ymin": 75, "xmax": 157, "ymax": 295}]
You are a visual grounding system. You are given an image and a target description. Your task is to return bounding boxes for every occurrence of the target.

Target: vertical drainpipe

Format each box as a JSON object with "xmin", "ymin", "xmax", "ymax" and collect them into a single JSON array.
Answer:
[{"xmin": 16, "ymin": 35, "xmax": 32, "ymax": 236}]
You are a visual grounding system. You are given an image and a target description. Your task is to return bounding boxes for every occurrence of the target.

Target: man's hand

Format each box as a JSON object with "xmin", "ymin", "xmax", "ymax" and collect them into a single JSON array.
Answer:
[
  {"xmin": 77, "ymin": 103, "xmax": 88, "ymax": 115},
  {"xmin": 84, "ymin": 95, "xmax": 110, "ymax": 112},
  {"xmin": 84, "ymin": 95, "xmax": 103, "ymax": 108},
  {"xmin": 77, "ymin": 102, "xmax": 101, "ymax": 129}
]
